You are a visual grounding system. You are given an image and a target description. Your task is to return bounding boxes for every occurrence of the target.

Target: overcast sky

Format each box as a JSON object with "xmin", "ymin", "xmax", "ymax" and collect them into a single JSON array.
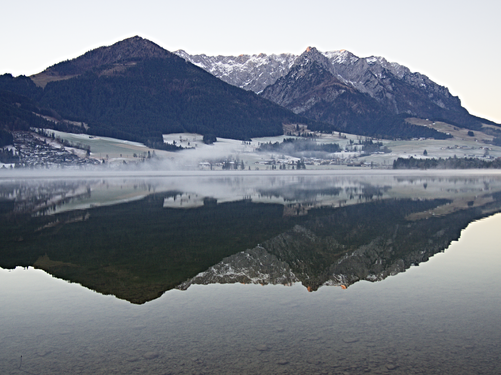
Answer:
[{"xmin": 2, "ymin": 0, "xmax": 500, "ymax": 123}]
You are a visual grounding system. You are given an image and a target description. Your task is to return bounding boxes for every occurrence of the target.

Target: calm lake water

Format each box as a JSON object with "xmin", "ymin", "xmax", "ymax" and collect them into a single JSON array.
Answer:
[{"xmin": 1, "ymin": 171, "xmax": 500, "ymax": 374}]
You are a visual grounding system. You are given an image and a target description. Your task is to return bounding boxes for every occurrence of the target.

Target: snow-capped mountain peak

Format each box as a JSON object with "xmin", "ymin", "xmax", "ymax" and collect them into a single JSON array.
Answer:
[{"xmin": 174, "ymin": 50, "xmax": 296, "ymax": 93}]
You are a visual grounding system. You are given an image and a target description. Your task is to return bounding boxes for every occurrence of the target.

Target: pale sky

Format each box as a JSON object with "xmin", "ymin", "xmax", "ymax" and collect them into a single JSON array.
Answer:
[{"xmin": 2, "ymin": 0, "xmax": 500, "ymax": 123}]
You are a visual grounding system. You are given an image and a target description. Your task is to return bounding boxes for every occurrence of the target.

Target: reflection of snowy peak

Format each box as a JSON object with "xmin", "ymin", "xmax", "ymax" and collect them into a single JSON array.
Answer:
[
  {"xmin": 176, "ymin": 224, "xmax": 422, "ymax": 291},
  {"xmin": 176, "ymin": 246, "xmax": 298, "ymax": 290},
  {"xmin": 177, "ymin": 195, "xmax": 488, "ymax": 292}
]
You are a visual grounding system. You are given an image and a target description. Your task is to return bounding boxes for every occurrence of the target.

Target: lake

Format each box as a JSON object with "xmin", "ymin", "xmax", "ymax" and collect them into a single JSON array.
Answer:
[{"xmin": 1, "ymin": 170, "xmax": 500, "ymax": 374}]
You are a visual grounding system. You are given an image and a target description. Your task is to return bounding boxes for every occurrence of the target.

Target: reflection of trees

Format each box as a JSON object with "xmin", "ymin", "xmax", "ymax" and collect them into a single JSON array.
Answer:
[
  {"xmin": 0, "ymin": 181, "xmax": 92, "ymax": 215},
  {"xmin": 258, "ymin": 186, "xmax": 342, "ymax": 202},
  {"xmin": 359, "ymin": 185, "xmax": 390, "ymax": 201}
]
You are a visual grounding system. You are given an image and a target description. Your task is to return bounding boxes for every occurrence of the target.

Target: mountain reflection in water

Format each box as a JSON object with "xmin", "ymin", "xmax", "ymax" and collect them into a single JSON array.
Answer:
[{"xmin": 2, "ymin": 174, "xmax": 501, "ymax": 304}]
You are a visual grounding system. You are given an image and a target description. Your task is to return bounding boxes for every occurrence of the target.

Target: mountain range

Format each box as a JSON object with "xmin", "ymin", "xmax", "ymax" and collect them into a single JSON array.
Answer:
[
  {"xmin": 0, "ymin": 37, "xmax": 321, "ymax": 146},
  {"xmin": 0, "ymin": 36, "xmax": 499, "ymax": 148},
  {"xmin": 176, "ymin": 47, "xmax": 499, "ymax": 138}
]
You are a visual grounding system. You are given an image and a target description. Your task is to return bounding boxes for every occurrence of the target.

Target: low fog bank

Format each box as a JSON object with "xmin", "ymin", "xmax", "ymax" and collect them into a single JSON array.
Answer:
[{"xmin": 3, "ymin": 165, "xmax": 501, "ymax": 181}]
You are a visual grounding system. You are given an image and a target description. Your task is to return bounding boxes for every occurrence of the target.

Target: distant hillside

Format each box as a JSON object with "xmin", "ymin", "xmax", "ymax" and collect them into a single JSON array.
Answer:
[
  {"xmin": 0, "ymin": 74, "xmax": 93, "ymax": 139},
  {"xmin": 1, "ymin": 37, "xmax": 321, "ymax": 146},
  {"xmin": 0, "ymin": 80, "xmax": 61, "ymax": 134}
]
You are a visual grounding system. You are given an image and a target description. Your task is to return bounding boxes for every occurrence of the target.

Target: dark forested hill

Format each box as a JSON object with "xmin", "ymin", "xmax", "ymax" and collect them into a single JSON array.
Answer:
[
  {"xmin": 38, "ymin": 56, "xmax": 319, "ymax": 144},
  {"xmin": 0, "ymin": 86, "xmax": 57, "ymax": 133},
  {"xmin": 0, "ymin": 74, "xmax": 91, "ymax": 139}
]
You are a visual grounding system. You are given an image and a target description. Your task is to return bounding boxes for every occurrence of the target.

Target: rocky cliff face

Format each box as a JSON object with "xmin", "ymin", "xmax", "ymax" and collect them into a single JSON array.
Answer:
[
  {"xmin": 318, "ymin": 48, "xmax": 473, "ymax": 126},
  {"xmin": 258, "ymin": 51, "xmax": 387, "ymax": 133},
  {"xmin": 174, "ymin": 50, "xmax": 296, "ymax": 93},
  {"xmin": 259, "ymin": 54, "xmax": 355, "ymax": 114},
  {"xmin": 262, "ymin": 47, "xmax": 481, "ymax": 132},
  {"xmin": 260, "ymin": 50, "xmax": 449, "ymax": 138},
  {"xmin": 321, "ymin": 49, "xmax": 458, "ymax": 109}
]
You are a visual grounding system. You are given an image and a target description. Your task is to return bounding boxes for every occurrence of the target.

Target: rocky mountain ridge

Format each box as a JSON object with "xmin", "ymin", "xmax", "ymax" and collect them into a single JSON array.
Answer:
[
  {"xmin": 260, "ymin": 51, "xmax": 450, "ymax": 138},
  {"xmin": 176, "ymin": 47, "xmax": 498, "ymax": 136},
  {"xmin": 175, "ymin": 47, "xmax": 462, "ymax": 112},
  {"xmin": 174, "ymin": 50, "xmax": 296, "ymax": 93}
]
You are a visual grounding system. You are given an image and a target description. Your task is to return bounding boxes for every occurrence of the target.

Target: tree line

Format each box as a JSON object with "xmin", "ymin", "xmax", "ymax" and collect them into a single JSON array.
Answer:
[
  {"xmin": 393, "ymin": 156, "xmax": 501, "ymax": 169},
  {"xmin": 257, "ymin": 138, "xmax": 341, "ymax": 154}
]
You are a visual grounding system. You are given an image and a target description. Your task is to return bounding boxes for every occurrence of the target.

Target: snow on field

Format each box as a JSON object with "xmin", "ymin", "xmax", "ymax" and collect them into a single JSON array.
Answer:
[
  {"xmin": 46, "ymin": 130, "xmax": 155, "ymax": 160},
  {"xmin": 34, "ymin": 125, "xmax": 501, "ymax": 170}
]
